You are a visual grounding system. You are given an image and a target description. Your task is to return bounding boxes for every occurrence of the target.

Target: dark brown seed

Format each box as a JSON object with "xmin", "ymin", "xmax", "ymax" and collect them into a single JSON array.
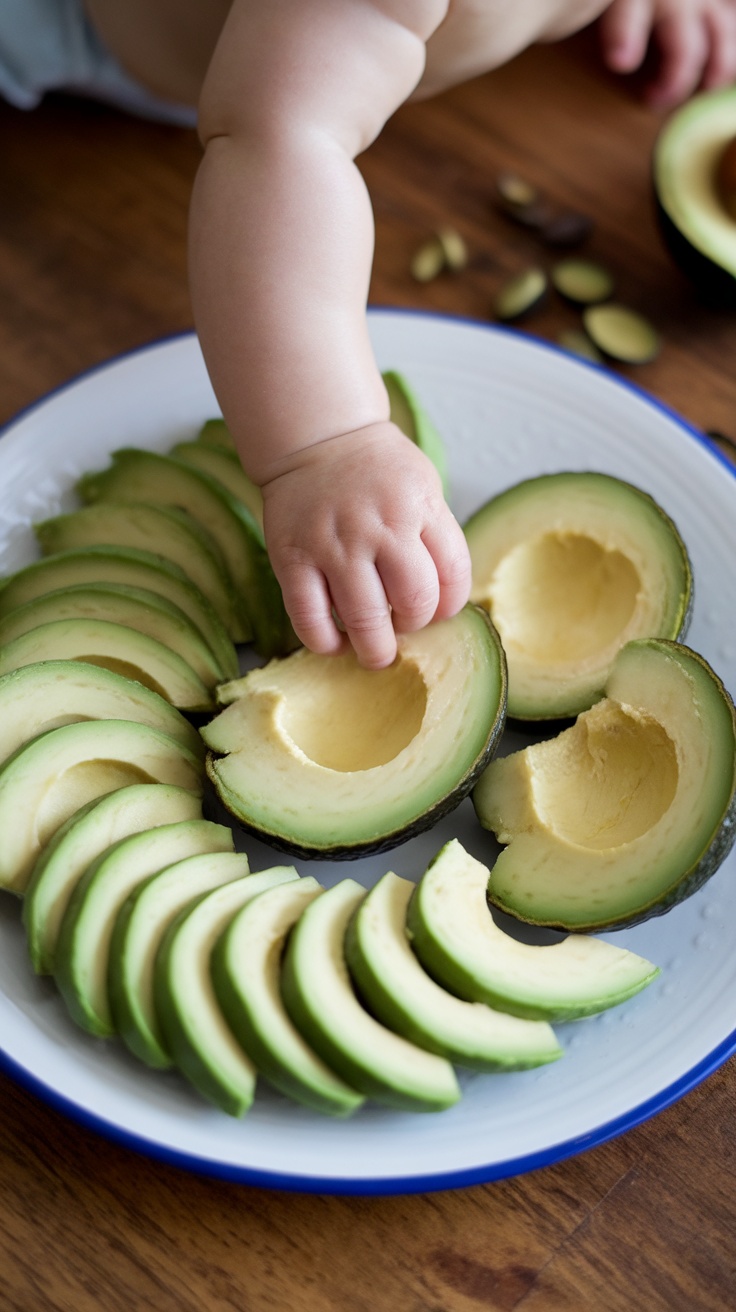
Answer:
[{"xmin": 540, "ymin": 210, "xmax": 594, "ymax": 248}]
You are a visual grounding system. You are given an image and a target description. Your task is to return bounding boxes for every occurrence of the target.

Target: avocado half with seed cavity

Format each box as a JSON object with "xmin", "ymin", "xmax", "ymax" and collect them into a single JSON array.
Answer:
[
  {"xmin": 464, "ymin": 471, "xmax": 692, "ymax": 721},
  {"xmin": 474, "ymin": 639, "xmax": 736, "ymax": 931},
  {"xmin": 201, "ymin": 605, "xmax": 507, "ymax": 859},
  {"xmin": 653, "ymin": 85, "xmax": 736, "ymax": 304}
]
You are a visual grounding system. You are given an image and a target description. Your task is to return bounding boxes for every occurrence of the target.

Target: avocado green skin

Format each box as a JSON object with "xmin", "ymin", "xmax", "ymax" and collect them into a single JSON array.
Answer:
[
  {"xmin": 205, "ymin": 605, "xmax": 508, "ymax": 861},
  {"xmin": 106, "ymin": 890, "xmax": 172, "ymax": 1069},
  {"xmin": 383, "ymin": 370, "xmax": 450, "ymax": 497},
  {"xmin": 654, "ymin": 194, "xmax": 736, "ymax": 307}
]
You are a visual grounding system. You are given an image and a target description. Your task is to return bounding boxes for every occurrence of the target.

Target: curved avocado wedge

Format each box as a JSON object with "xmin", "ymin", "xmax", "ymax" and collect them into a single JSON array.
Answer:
[
  {"xmin": 0, "ymin": 546, "xmax": 238, "ymax": 679},
  {"xmin": 155, "ymin": 865, "xmax": 300, "ymax": 1116},
  {"xmin": 0, "ymin": 660, "xmax": 204, "ymax": 770},
  {"xmin": 108, "ymin": 850, "xmax": 253, "ymax": 1069},
  {"xmin": 197, "ymin": 418, "xmax": 236, "ymax": 451},
  {"xmin": 475, "ymin": 639, "xmax": 736, "ymax": 931},
  {"xmin": 0, "ymin": 618, "xmax": 213, "ymax": 711},
  {"xmin": 383, "ymin": 370, "xmax": 449, "ymax": 497},
  {"xmin": 54, "ymin": 819, "xmax": 234, "ymax": 1037},
  {"xmin": 345, "ymin": 872, "xmax": 562, "ymax": 1071},
  {"xmin": 212, "ymin": 879, "xmax": 364, "ymax": 1116},
  {"xmin": 23, "ymin": 783, "xmax": 203, "ymax": 976},
  {"xmin": 34, "ymin": 501, "xmax": 238, "ymax": 638},
  {"xmin": 0, "ymin": 584, "xmax": 223, "ymax": 688},
  {"xmin": 464, "ymin": 472, "xmax": 692, "ymax": 720},
  {"xmin": 282, "ymin": 879, "xmax": 460, "ymax": 1112},
  {"xmin": 407, "ymin": 841, "xmax": 659, "ymax": 1022},
  {"xmin": 202, "ymin": 606, "xmax": 506, "ymax": 860},
  {"xmin": 0, "ymin": 719, "xmax": 203, "ymax": 895},
  {"xmin": 77, "ymin": 449, "xmax": 293, "ymax": 655},
  {"xmin": 169, "ymin": 441, "xmax": 263, "ymax": 526}
]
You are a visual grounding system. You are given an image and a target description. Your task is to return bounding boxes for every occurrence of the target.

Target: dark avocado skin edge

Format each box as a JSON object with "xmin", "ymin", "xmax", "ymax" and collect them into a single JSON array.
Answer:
[{"xmin": 654, "ymin": 192, "xmax": 736, "ymax": 308}]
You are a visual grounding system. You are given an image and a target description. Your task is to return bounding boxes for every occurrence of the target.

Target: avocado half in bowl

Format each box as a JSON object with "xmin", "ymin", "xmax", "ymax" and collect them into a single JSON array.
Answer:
[
  {"xmin": 201, "ymin": 605, "xmax": 507, "ymax": 859},
  {"xmin": 653, "ymin": 85, "xmax": 736, "ymax": 304}
]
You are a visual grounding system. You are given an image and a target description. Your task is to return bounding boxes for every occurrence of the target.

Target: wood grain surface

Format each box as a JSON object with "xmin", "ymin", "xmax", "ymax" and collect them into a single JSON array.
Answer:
[{"xmin": 1, "ymin": 30, "xmax": 735, "ymax": 1312}]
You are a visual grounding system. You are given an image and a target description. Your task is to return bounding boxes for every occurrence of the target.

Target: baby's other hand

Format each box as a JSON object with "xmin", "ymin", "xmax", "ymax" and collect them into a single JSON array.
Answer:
[
  {"xmin": 599, "ymin": 0, "xmax": 736, "ymax": 107},
  {"xmin": 260, "ymin": 423, "xmax": 472, "ymax": 669}
]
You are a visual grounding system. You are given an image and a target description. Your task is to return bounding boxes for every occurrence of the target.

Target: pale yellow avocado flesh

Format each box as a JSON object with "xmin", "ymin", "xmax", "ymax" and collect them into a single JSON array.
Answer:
[
  {"xmin": 475, "ymin": 639, "xmax": 736, "ymax": 930},
  {"xmin": 465, "ymin": 473, "xmax": 691, "ymax": 719},
  {"xmin": 655, "ymin": 85, "xmax": 736, "ymax": 277}
]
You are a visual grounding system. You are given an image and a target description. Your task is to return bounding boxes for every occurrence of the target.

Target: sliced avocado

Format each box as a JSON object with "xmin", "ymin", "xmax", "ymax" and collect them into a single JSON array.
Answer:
[
  {"xmin": 77, "ymin": 449, "xmax": 293, "ymax": 655},
  {"xmin": 155, "ymin": 865, "xmax": 300, "ymax": 1116},
  {"xmin": 0, "ymin": 547, "xmax": 239, "ymax": 679},
  {"xmin": 0, "ymin": 719, "xmax": 203, "ymax": 895},
  {"xmin": 54, "ymin": 819, "xmax": 234, "ymax": 1037},
  {"xmin": 212, "ymin": 878, "xmax": 364, "ymax": 1116},
  {"xmin": 653, "ymin": 85, "xmax": 736, "ymax": 304},
  {"xmin": 197, "ymin": 418, "xmax": 236, "ymax": 451},
  {"xmin": 0, "ymin": 584, "xmax": 223, "ymax": 688},
  {"xmin": 202, "ymin": 605, "xmax": 506, "ymax": 859},
  {"xmin": 23, "ymin": 783, "xmax": 203, "ymax": 976},
  {"xmin": 383, "ymin": 371, "xmax": 449, "ymax": 497},
  {"xmin": 475, "ymin": 639, "xmax": 736, "ymax": 931},
  {"xmin": 34, "ymin": 502, "xmax": 238, "ymax": 638},
  {"xmin": 0, "ymin": 618, "xmax": 213, "ymax": 711},
  {"xmin": 464, "ymin": 472, "xmax": 692, "ymax": 720},
  {"xmin": 109, "ymin": 850, "xmax": 252, "ymax": 1069},
  {"xmin": 169, "ymin": 441, "xmax": 263, "ymax": 526},
  {"xmin": 0, "ymin": 660, "xmax": 204, "ymax": 770},
  {"xmin": 345, "ymin": 872, "xmax": 562, "ymax": 1071},
  {"xmin": 407, "ymin": 840, "xmax": 659, "ymax": 1022},
  {"xmin": 281, "ymin": 879, "xmax": 460, "ymax": 1112}
]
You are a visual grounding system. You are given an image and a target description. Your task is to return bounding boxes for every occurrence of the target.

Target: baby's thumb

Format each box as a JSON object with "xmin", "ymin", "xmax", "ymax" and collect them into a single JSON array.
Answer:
[{"xmin": 599, "ymin": 0, "xmax": 652, "ymax": 72}]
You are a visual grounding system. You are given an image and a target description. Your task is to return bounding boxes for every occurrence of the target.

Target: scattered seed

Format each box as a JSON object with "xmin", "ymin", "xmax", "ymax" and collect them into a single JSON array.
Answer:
[
  {"xmin": 557, "ymin": 328, "xmax": 604, "ymax": 364},
  {"xmin": 410, "ymin": 238, "xmax": 445, "ymax": 283},
  {"xmin": 540, "ymin": 209, "xmax": 594, "ymax": 248},
  {"xmin": 583, "ymin": 303, "xmax": 661, "ymax": 364},
  {"xmin": 494, "ymin": 267, "xmax": 548, "ymax": 321},
  {"xmin": 496, "ymin": 171, "xmax": 539, "ymax": 210},
  {"xmin": 437, "ymin": 226, "xmax": 469, "ymax": 271},
  {"xmin": 551, "ymin": 258, "xmax": 615, "ymax": 305},
  {"xmin": 706, "ymin": 429, "xmax": 736, "ymax": 455}
]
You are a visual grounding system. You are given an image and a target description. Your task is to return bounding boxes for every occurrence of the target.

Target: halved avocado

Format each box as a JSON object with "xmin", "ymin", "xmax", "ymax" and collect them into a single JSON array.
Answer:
[
  {"xmin": 35, "ymin": 501, "xmax": 237, "ymax": 636},
  {"xmin": 201, "ymin": 605, "xmax": 507, "ymax": 859},
  {"xmin": 0, "ymin": 660, "xmax": 204, "ymax": 769},
  {"xmin": 653, "ymin": 85, "xmax": 736, "ymax": 305},
  {"xmin": 23, "ymin": 782, "xmax": 203, "ymax": 975},
  {"xmin": 464, "ymin": 472, "xmax": 692, "ymax": 720},
  {"xmin": 0, "ymin": 618, "xmax": 214, "ymax": 711},
  {"xmin": 407, "ymin": 840, "xmax": 659, "ymax": 1021},
  {"xmin": 0, "ymin": 584, "xmax": 223, "ymax": 688},
  {"xmin": 281, "ymin": 878, "xmax": 460, "ymax": 1112},
  {"xmin": 344, "ymin": 872, "xmax": 562, "ymax": 1071},
  {"xmin": 0, "ymin": 719, "xmax": 203, "ymax": 894},
  {"xmin": 475, "ymin": 638, "xmax": 736, "ymax": 931},
  {"xmin": 212, "ymin": 878, "xmax": 365, "ymax": 1116},
  {"xmin": 383, "ymin": 371, "xmax": 449, "ymax": 496},
  {"xmin": 0, "ymin": 546, "xmax": 239, "ymax": 679},
  {"xmin": 54, "ymin": 818, "xmax": 234, "ymax": 1037}
]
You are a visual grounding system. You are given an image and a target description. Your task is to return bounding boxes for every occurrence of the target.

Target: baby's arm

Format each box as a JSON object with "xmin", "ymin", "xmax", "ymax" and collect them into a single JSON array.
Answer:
[
  {"xmin": 599, "ymin": 0, "xmax": 736, "ymax": 106},
  {"xmin": 189, "ymin": 0, "xmax": 470, "ymax": 669}
]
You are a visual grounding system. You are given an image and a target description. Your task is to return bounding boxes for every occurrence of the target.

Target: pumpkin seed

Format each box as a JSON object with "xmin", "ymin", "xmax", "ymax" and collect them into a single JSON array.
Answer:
[
  {"xmin": 496, "ymin": 171, "xmax": 539, "ymax": 210},
  {"xmin": 582, "ymin": 304, "xmax": 661, "ymax": 364},
  {"xmin": 494, "ymin": 268, "xmax": 548, "ymax": 321},
  {"xmin": 437, "ymin": 227, "xmax": 469, "ymax": 271},
  {"xmin": 410, "ymin": 238, "xmax": 445, "ymax": 283},
  {"xmin": 551, "ymin": 258, "xmax": 615, "ymax": 305},
  {"xmin": 557, "ymin": 329, "xmax": 604, "ymax": 363}
]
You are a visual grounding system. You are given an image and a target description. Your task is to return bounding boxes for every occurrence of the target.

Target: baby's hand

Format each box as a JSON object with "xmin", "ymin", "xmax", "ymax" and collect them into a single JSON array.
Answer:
[
  {"xmin": 599, "ymin": 0, "xmax": 736, "ymax": 106},
  {"xmin": 260, "ymin": 423, "xmax": 472, "ymax": 669}
]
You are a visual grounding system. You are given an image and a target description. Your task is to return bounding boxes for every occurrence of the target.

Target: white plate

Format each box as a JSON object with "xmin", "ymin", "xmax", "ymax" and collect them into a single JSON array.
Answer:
[{"xmin": 1, "ymin": 310, "xmax": 735, "ymax": 1195}]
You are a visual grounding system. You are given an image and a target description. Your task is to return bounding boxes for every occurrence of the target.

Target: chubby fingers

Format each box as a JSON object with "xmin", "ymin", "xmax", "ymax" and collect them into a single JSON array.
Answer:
[
  {"xmin": 599, "ymin": 0, "xmax": 654, "ymax": 73},
  {"xmin": 702, "ymin": 3, "xmax": 736, "ymax": 90},
  {"xmin": 646, "ymin": 10, "xmax": 708, "ymax": 106}
]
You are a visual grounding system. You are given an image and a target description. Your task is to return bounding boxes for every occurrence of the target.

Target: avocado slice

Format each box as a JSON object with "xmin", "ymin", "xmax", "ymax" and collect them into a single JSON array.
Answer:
[
  {"xmin": 0, "ymin": 584, "xmax": 224, "ymax": 688},
  {"xmin": 201, "ymin": 605, "xmax": 507, "ymax": 859},
  {"xmin": 211, "ymin": 878, "xmax": 364, "ymax": 1116},
  {"xmin": 169, "ymin": 441, "xmax": 264, "ymax": 526},
  {"xmin": 23, "ymin": 783, "xmax": 203, "ymax": 976},
  {"xmin": 154, "ymin": 865, "xmax": 300, "ymax": 1116},
  {"xmin": 0, "ymin": 719, "xmax": 203, "ymax": 894},
  {"xmin": 344, "ymin": 872, "xmax": 562, "ymax": 1071},
  {"xmin": 54, "ymin": 819, "xmax": 234, "ymax": 1037},
  {"xmin": 0, "ymin": 618, "xmax": 214, "ymax": 711},
  {"xmin": 406, "ymin": 840, "xmax": 660, "ymax": 1022},
  {"xmin": 0, "ymin": 660, "xmax": 204, "ymax": 770},
  {"xmin": 108, "ymin": 850, "xmax": 253, "ymax": 1069},
  {"xmin": 383, "ymin": 370, "xmax": 449, "ymax": 497},
  {"xmin": 475, "ymin": 639, "xmax": 736, "ymax": 931},
  {"xmin": 0, "ymin": 547, "xmax": 239, "ymax": 679},
  {"xmin": 281, "ymin": 879, "xmax": 460, "ymax": 1112},
  {"xmin": 34, "ymin": 502, "xmax": 238, "ymax": 638},
  {"xmin": 464, "ymin": 472, "xmax": 692, "ymax": 720},
  {"xmin": 197, "ymin": 418, "xmax": 236, "ymax": 451},
  {"xmin": 653, "ymin": 85, "xmax": 736, "ymax": 304},
  {"xmin": 77, "ymin": 449, "xmax": 293, "ymax": 655}
]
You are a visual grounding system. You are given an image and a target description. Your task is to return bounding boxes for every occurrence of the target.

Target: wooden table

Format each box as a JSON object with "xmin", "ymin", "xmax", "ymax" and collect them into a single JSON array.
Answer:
[{"xmin": 1, "ymin": 30, "xmax": 735, "ymax": 1312}]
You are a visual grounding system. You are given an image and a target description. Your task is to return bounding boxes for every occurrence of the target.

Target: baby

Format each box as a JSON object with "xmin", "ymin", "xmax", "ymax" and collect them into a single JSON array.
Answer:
[{"xmin": 6, "ymin": 1, "xmax": 736, "ymax": 667}]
